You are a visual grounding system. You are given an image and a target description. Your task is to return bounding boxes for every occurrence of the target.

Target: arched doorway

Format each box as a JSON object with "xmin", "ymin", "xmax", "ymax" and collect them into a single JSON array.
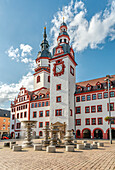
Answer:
[
  {"xmin": 94, "ymin": 129, "xmax": 103, "ymax": 139},
  {"xmin": 82, "ymin": 129, "xmax": 91, "ymax": 138},
  {"xmin": 107, "ymin": 129, "xmax": 115, "ymax": 139},
  {"xmin": 76, "ymin": 130, "xmax": 81, "ymax": 138}
]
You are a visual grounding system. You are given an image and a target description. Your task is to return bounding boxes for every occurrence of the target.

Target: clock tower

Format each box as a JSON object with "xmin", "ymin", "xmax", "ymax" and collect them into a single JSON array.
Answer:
[{"xmin": 50, "ymin": 21, "xmax": 77, "ymax": 131}]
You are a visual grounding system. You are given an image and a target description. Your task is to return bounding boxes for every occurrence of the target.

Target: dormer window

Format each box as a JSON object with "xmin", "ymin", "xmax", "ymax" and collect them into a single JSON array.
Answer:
[
  {"xmin": 96, "ymin": 82, "xmax": 101, "ymax": 89},
  {"xmin": 87, "ymin": 87, "xmax": 90, "ymax": 91},
  {"xmin": 60, "ymin": 39, "xmax": 62, "ymax": 43},
  {"xmin": 86, "ymin": 84, "xmax": 91, "ymax": 91}
]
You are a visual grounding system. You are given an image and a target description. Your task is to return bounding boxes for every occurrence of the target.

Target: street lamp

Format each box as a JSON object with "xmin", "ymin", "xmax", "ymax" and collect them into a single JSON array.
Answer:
[{"xmin": 104, "ymin": 75, "xmax": 113, "ymax": 144}]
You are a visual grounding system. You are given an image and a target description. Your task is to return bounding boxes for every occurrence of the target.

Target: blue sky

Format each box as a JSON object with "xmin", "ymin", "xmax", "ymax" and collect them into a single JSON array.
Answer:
[{"xmin": 0, "ymin": 0, "xmax": 115, "ymax": 109}]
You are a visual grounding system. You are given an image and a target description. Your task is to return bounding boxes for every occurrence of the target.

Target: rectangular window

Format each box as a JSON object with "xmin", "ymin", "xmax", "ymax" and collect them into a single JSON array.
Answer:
[
  {"xmin": 98, "ymin": 118, "xmax": 103, "ymax": 125},
  {"xmin": 91, "ymin": 118, "xmax": 96, "ymax": 125},
  {"xmin": 70, "ymin": 109, "xmax": 72, "ymax": 116},
  {"xmin": 33, "ymin": 112, "xmax": 37, "ymax": 118},
  {"xmin": 38, "ymin": 102, "xmax": 41, "ymax": 107},
  {"xmin": 85, "ymin": 106, "xmax": 90, "ymax": 113},
  {"xmin": 55, "ymin": 109, "xmax": 62, "ymax": 116},
  {"xmin": 76, "ymin": 96, "xmax": 80, "ymax": 102},
  {"xmin": 56, "ymin": 96, "xmax": 61, "ymax": 102},
  {"xmin": 42, "ymin": 102, "xmax": 45, "ymax": 107},
  {"xmin": 110, "ymin": 91, "xmax": 115, "ymax": 97},
  {"xmin": 24, "ymin": 112, "xmax": 27, "ymax": 118},
  {"xmin": 91, "ymin": 106, "xmax": 96, "ymax": 113},
  {"xmin": 104, "ymin": 92, "xmax": 108, "ymax": 98},
  {"xmin": 12, "ymin": 115, "xmax": 15, "ymax": 120},
  {"xmin": 39, "ymin": 111, "xmax": 43, "ymax": 117},
  {"xmin": 85, "ymin": 118, "xmax": 90, "ymax": 125},
  {"xmin": 87, "ymin": 95, "xmax": 91, "ymax": 101},
  {"xmin": 70, "ymin": 66, "xmax": 74, "ymax": 76},
  {"xmin": 39, "ymin": 122, "xmax": 43, "ymax": 128},
  {"xmin": 98, "ymin": 93, "xmax": 102, "ymax": 99},
  {"xmin": 31, "ymin": 103, "xmax": 34, "ymax": 108},
  {"xmin": 107, "ymin": 103, "xmax": 114, "ymax": 111},
  {"xmin": 56, "ymin": 84, "xmax": 61, "ymax": 91},
  {"xmin": 48, "ymin": 76, "xmax": 50, "ymax": 82},
  {"xmin": 12, "ymin": 124, "xmax": 14, "ymax": 129},
  {"xmin": 92, "ymin": 94, "xmax": 96, "ymax": 100},
  {"xmin": 111, "ymin": 120, "xmax": 115, "ymax": 124},
  {"xmin": 17, "ymin": 113, "xmax": 19, "ymax": 119},
  {"xmin": 81, "ymin": 96, "xmax": 85, "ymax": 101},
  {"xmin": 75, "ymin": 107, "xmax": 81, "ymax": 114},
  {"xmin": 17, "ymin": 123, "xmax": 21, "ymax": 129},
  {"xmin": 76, "ymin": 119, "xmax": 81, "ymax": 126},
  {"xmin": 97, "ymin": 105, "xmax": 102, "ymax": 112},
  {"xmin": 45, "ymin": 122, "xmax": 49, "ymax": 126},
  {"xmin": 46, "ymin": 101, "xmax": 49, "ymax": 106},
  {"xmin": 45, "ymin": 110, "xmax": 49, "ymax": 117},
  {"xmin": 20, "ymin": 112, "xmax": 23, "ymax": 118},
  {"xmin": 35, "ymin": 103, "xmax": 37, "ymax": 108}
]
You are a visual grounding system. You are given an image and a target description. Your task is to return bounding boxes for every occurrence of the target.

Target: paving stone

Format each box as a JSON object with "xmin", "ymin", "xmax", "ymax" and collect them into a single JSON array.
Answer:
[{"xmin": 0, "ymin": 140, "xmax": 114, "ymax": 170}]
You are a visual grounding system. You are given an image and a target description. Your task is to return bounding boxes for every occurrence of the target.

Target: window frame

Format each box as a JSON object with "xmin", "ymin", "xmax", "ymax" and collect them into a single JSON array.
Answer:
[
  {"xmin": 85, "ymin": 106, "xmax": 90, "ymax": 113},
  {"xmin": 76, "ymin": 119, "xmax": 81, "ymax": 126},
  {"xmin": 91, "ymin": 118, "xmax": 96, "ymax": 125}
]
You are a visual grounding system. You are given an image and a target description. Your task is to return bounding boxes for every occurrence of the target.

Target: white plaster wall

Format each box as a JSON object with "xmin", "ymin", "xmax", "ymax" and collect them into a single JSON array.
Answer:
[
  {"xmin": 34, "ymin": 71, "xmax": 50, "ymax": 90},
  {"xmin": 50, "ymin": 55, "xmax": 76, "ymax": 130}
]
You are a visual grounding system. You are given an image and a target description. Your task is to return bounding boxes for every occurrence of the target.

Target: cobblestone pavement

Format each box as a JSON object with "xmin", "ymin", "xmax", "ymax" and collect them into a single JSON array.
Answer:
[{"xmin": 0, "ymin": 140, "xmax": 115, "ymax": 170}]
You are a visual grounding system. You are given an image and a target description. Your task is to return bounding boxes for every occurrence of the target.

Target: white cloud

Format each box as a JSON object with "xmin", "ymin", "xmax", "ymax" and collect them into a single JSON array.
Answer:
[
  {"xmin": 0, "ymin": 72, "xmax": 33, "ymax": 109},
  {"xmin": 50, "ymin": 0, "xmax": 115, "ymax": 52},
  {"xmin": 20, "ymin": 44, "xmax": 33, "ymax": 57},
  {"xmin": 7, "ymin": 44, "xmax": 35, "ymax": 70},
  {"xmin": 7, "ymin": 46, "xmax": 20, "ymax": 62}
]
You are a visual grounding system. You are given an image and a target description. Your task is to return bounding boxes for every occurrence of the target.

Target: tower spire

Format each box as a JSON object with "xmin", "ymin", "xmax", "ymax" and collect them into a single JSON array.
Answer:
[{"xmin": 43, "ymin": 27, "xmax": 47, "ymax": 40}]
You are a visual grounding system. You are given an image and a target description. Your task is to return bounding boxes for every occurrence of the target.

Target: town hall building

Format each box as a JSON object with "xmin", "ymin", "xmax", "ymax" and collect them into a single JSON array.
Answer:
[{"xmin": 10, "ymin": 21, "xmax": 115, "ymax": 139}]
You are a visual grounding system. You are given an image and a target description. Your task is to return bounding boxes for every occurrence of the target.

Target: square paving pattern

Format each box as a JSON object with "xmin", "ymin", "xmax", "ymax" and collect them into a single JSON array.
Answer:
[{"xmin": 0, "ymin": 140, "xmax": 115, "ymax": 170}]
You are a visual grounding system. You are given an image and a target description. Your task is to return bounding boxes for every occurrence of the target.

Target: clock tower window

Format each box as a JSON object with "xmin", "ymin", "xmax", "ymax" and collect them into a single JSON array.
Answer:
[
  {"xmin": 55, "ymin": 109, "xmax": 62, "ymax": 116},
  {"xmin": 56, "ymin": 96, "xmax": 61, "ymax": 103}
]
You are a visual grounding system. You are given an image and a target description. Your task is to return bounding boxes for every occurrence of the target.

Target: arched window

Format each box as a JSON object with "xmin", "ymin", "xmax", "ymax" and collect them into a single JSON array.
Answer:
[
  {"xmin": 48, "ymin": 76, "xmax": 50, "ymax": 82},
  {"xmin": 39, "ymin": 131, "xmax": 43, "ymax": 136},
  {"xmin": 60, "ymin": 39, "xmax": 62, "ymax": 43},
  {"xmin": 37, "ymin": 76, "xmax": 40, "ymax": 83},
  {"xmin": 64, "ymin": 39, "xmax": 66, "ymax": 43}
]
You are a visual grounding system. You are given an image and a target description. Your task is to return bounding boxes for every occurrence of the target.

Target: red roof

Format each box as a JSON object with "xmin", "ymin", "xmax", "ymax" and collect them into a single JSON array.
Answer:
[{"xmin": 76, "ymin": 75, "xmax": 115, "ymax": 87}]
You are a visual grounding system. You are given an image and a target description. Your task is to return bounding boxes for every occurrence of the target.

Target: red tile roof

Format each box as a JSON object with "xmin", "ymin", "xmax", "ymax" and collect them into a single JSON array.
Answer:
[{"xmin": 76, "ymin": 75, "xmax": 115, "ymax": 87}]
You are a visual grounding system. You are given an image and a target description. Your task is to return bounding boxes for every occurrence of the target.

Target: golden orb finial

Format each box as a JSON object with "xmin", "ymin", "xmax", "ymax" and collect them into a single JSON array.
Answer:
[
  {"xmin": 44, "ymin": 26, "xmax": 46, "ymax": 29},
  {"xmin": 63, "ymin": 17, "xmax": 64, "ymax": 22}
]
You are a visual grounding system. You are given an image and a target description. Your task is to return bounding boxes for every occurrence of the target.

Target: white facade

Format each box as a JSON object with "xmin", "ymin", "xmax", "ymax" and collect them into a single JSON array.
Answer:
[{"xmin": 10, "ymin": 22, "xmax": 115, "ymax": 139}]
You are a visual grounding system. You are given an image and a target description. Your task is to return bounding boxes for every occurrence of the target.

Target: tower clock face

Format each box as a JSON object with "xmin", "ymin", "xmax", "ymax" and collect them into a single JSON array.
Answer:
[
  {"xmin": 53, "ymin": 60, "xmax": 65, "ymax": 76},
  {"xmin": 56, "ymin": 64, "xmax": 62, "ymax": 73}
]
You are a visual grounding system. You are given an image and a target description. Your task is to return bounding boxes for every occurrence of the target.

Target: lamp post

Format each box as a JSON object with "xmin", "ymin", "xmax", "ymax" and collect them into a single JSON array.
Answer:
[{"xmin": 104, "ymin": 75, "xmax": 113, "ymax": 144}]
